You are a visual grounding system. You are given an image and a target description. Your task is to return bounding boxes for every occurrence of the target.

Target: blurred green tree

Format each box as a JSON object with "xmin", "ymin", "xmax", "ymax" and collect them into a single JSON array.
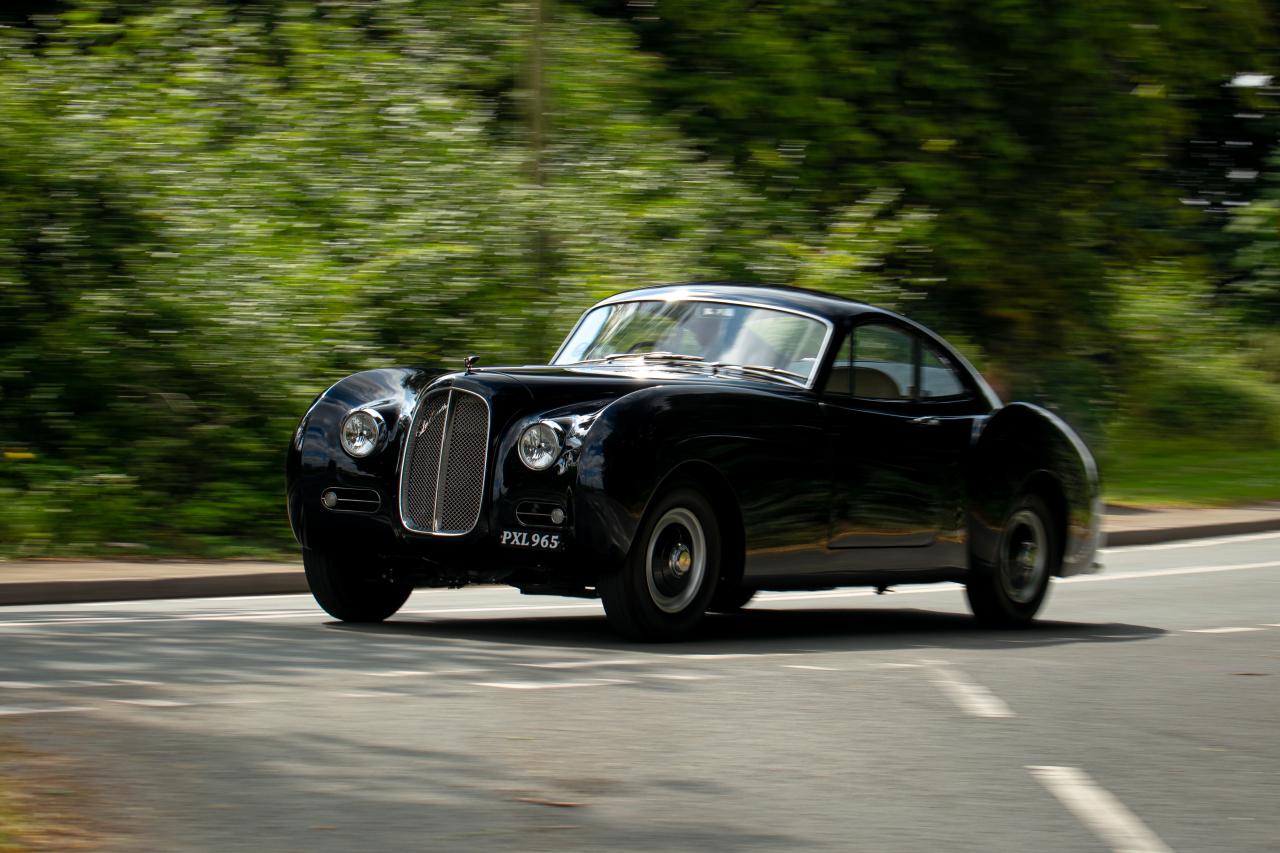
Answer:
[{"xmin": 580, "ymin": 0, "xmax": 1271, "ymax": 373}]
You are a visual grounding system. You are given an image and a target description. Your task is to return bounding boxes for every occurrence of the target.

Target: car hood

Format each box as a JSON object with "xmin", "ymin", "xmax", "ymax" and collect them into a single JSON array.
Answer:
[{"xmin": 428, "ymin": 363, "xmax": 792, "ymax": 411}]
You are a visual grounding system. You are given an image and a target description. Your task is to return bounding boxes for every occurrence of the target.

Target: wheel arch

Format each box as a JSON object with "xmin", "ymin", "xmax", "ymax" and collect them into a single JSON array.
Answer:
[
  {"xmin": 1018, "ymin": 470, "xmax": 1068, "ymax": 571},
  {"xmin": 966, "ymin": 402, "xmax": 1102, "ymax": 577},
  {"xmin": 647, "ymin": 460, "xmax": 746, "ymax": 593}
]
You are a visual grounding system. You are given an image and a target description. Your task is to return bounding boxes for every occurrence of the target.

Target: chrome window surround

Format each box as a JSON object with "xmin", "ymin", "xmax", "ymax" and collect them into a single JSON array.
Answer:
[
  {"xmin": 551, "ymin": 296, "xmax": 836, "ymax": 390},
  {"xmin": 397, "ymin": 387, "xmax": 492, "ymax": 536}
]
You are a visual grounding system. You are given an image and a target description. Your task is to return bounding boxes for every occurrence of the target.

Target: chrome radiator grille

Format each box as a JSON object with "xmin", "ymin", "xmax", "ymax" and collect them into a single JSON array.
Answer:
[{"xmin": 399, "ymin": 388, "xmax": 490, "ymax": 534}]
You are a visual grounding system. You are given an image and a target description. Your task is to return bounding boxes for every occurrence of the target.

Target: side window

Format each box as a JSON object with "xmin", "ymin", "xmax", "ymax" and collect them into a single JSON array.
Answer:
[
  {"xmin": 852, "ymin": 324, "xmax": 913, "ymax": 401},
  {"xmin": 822, "ymin": 334, "xmax": 853, "ymax": 395},
  {"xmin": 919, "ymin": 344, "xmax": 969, "ymax": 400}
]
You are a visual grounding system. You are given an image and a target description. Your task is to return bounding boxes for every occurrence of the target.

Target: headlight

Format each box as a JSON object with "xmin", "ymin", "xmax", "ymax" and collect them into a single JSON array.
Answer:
[
  {"xmin": 340, "ymin": 409, "xmax": 384, "ymax": 458},
  {"xmin": 518, "ymin": 421, "xmax": 562, "ymax": 471}
]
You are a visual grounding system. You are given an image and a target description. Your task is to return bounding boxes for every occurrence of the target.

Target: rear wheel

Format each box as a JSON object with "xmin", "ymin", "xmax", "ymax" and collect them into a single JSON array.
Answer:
[
  {"xmin": 303, "ymin": 548, "xmax": 412, "ymax": 622},
  {"xmin": 965, "ymin": 494, "xmax": 1057, "ymax": 627},
  {"xmin": 599, "ymin": 485, "xmax": 720, "ymax": 641}
]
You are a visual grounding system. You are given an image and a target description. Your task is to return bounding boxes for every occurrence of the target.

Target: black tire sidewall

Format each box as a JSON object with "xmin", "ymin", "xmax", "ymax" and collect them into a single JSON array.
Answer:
[
  {"xmin": 966, "ymin": 494, "xmax": 1057, "ymax": 626},
  {"xmin": 303, "ymin": 548, "xmax": 411, "ymax": 622}
]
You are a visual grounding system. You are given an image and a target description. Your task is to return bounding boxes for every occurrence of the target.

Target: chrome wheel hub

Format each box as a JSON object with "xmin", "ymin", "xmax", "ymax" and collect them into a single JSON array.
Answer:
[
  {"xmin": 669, "ymin": 543, "xmax": 693, "ymax": 577},
  {"xmin": 645, "ymin": 507, "xmax": 706, "ymax": 614}
]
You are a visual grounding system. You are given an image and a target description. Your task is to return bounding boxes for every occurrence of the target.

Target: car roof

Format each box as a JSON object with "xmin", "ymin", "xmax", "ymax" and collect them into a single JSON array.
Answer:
[{"xmin": 593, "ymin": 282, "xmax": 895, "ymax": 325}]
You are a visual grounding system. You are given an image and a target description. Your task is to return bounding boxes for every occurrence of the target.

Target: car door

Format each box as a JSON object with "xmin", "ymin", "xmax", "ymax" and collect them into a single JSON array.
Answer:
[{"xmin": 822, "ymin": 320, "xmax": 980, "ymax": 568}]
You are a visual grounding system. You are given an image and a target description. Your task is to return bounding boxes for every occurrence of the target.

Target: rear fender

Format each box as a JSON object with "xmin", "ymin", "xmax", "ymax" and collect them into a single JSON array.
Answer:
[{"xmin": 967, "ymin": 403, "xmax": 1102, "ymax": 576}]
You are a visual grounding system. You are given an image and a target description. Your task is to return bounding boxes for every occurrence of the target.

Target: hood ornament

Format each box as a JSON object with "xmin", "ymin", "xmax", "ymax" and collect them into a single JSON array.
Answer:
[{"xmin": 464, "ymin": 354, "xmax": 479, "ymax": 374}]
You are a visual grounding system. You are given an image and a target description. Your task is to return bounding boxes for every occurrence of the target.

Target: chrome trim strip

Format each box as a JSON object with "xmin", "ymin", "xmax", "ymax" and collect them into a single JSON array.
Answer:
[
  {"xmin": 397, "ymin": 387, "xmax": 491, "ymax": 537},
  {"xmin": 431, "ymin": 389, "xmax": 456, "ymax": 531},
  {"xmin": 552, "ymin": 296, "xmax": 836, "ymax": 390}
]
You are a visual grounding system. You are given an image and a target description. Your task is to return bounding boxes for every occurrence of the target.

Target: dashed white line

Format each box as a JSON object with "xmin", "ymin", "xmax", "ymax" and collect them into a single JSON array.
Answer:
[
  {"xmin": 111, "ymin": 698, "xmax": 190, "ymax": 708},
  {"xmin": 1029, "ymin": 765, "xmax": 1173, "ymax": 853},
  {"xmin": 367, "ymin": 668, "xmax": 490, "ymax": 678},
  {"xmin": 1184, "ymin": 627, "xmax": 1263, "ymax": 634},
  {"xmin": 922, "ymin": 661, "xmax": 1014, "ymax": 719},
  {"xmin": 784, "ymin": 664, "xmax": 839, "ymax": 671},
  {"xmin": 518, "ymin": 658, "xmax": 646, "ymax": 670},
  {"xmin": 472, "ymin": 679, "xmax": 631, "ymax": 690},
  {"xmin": 0, "ymin": 705, "xmax": 93, "ymax": 716}
]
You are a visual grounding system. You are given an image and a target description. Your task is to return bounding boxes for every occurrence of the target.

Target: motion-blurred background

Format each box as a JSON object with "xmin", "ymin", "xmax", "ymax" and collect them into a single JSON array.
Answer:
[{"xmin": 1, "ymin": 0, "xmax": 1278, "ymax": 560}]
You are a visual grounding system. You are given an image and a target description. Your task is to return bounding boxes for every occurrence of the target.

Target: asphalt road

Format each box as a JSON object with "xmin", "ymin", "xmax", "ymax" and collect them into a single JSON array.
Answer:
[{"xmin": 1, "ymin": 533, "xmax": 1277, "ymax": 852}]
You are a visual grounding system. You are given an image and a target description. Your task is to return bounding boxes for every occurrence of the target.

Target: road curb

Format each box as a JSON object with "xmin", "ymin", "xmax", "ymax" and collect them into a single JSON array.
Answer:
[
  {"xmin": 0, "ymin": 571, "xmax": 308, "ymax": 607},
  {"xmin": 1103, "ymin": 517, "xmax": 1280, "ymax": 548},
  {"xmin": 2, "ymin": 517, "xmax": 1279, "ymax": 607}
]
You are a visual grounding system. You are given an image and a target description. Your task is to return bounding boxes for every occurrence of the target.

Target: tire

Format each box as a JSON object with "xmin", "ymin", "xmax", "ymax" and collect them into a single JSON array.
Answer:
[
  {"xmin": 303, "ymin": 547, "xmax": 412, "ymax": 623},
  {"xmin": 965, "ymin": 494, "xmax": 1057, "ymax": 627},
  {"xmin": 599, "ymin": 485, "xmax": 721, "ymax": 641},
  {"xmin": 708, "ymin": 584, "xmax": 756, "ymax": 613}
]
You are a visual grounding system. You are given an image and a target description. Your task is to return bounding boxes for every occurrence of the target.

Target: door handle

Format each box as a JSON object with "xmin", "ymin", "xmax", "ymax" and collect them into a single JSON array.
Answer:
[{"xmin": 910, "ymin": 416, "xmax": 941, "ymax": 427}]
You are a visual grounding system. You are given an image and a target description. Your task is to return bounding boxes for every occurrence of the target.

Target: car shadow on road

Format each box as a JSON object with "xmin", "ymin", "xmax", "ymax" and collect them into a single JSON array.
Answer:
[{"xmin": 341, "ymin": 606, "xmax": 1166, "ymax": 654}]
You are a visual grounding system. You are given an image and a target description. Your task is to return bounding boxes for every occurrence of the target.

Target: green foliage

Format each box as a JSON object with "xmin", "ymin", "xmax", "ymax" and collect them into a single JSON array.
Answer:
[
  {"xmin": 1, "ymin": 1, "xmax": 1278, "ymax": 560},
  {"xmin": 0, "ymin": 0, "xmax": 924, "ymax": 556},
  {"xmin": 586, "ymin": 0, "xmax": 1270, "ymax": 356}
]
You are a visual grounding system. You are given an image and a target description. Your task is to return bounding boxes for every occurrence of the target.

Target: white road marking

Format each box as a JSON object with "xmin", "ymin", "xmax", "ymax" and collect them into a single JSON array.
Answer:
[
  {"xmin": 784, "ymin": 664, "xmax": 839, "ymax": 671},
  {"xmin": 1, "ymin": 554, "xmax": 1277, "ymax": 632},
  {"xmin": 517, "ymin": 658, "xmax": 647, "ymax": 670},
  {"xmin": 1057, "ymin": 560, "xmax": 1280, "ymax": 585},
  {"xmin": 398, "ymin": 603, "xmax": 600, "ymax": 616},
  {"xmin": 0, "ymin": 705, "xmax": 93, "ymax": 716},
  {"xmin": 922, "ymin": 662, "xmax": 1014, "ymax": 718},
  {"xmin": 1262, "ymin": 623, "xmax": 1280, "ymax": 628},
  {"xmin": 1101, "ymin": 530, "xmax": 1280, "ymax": 553},
  {"xmin": 0, "ymin": 678, "xmax": 161, "ymax": 690},
  {"xmin": 367, "ymin": 668, "xmax": 490, "ymax": 678},
  {"xmin": 1184, "ymin": 627, "xmax": 1263, "ymax": 634},
  {"xmin": 1028, "ymin": 765, "xmax": 1173, "ymax": 853},
  {"xmin": 110, "ymin": 699, "xmax": 190, "ymax": 708},
  {"xmin": 472, "ymin": 679, "xmax": 631, "ymax": 690},
  {"xmin": 647, "ymin": 673, "xmax": 720, "ymax": 681}
]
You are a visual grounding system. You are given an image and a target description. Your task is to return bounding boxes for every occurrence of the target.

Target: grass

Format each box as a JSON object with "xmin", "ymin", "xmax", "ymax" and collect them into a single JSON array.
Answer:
[{"xmin": 1102, "ymin": 440, "xmax": 1280, "ymax": 507}]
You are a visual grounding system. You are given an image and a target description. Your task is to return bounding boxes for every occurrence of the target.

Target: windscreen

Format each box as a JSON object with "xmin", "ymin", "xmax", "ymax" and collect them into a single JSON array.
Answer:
[{"xmin": 554, "ymin": 300, "xmax": 829, "ymax": 384}]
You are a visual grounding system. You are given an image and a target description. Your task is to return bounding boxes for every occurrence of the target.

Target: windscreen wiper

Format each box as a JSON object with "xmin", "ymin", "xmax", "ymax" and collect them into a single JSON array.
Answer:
[
  {"xmin": 574, "ymin": 351, "xmax": 706, "ymax": 365},
  {"xmin": 711, "ymin": 363, "xmax": 806, "ymax": 384}
]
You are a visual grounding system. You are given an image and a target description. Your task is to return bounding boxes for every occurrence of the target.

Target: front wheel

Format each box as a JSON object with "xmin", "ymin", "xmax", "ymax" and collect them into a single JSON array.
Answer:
[
  {"xmin": 599, "ymin": 485, "xmax": 721, "ymax": 641},
  {"xmin": 965, "ymin": 494, "xmax": 1057, "ymax": 627},
  {"xmin": 303, "ymin": 548, "xmax": 412, "ymax": 622}
]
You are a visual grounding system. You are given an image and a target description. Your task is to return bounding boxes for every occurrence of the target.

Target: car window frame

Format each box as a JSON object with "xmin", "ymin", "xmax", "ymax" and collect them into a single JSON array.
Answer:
[{"xmin": 822, "ymin": 317, "xmax": 979, "ymax": 411}]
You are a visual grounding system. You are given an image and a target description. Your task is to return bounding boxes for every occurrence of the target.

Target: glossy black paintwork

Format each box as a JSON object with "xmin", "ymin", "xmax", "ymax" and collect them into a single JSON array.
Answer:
[{"xmin": 286, "ymin": 283, "xmax": 1101, "ymax": 594}]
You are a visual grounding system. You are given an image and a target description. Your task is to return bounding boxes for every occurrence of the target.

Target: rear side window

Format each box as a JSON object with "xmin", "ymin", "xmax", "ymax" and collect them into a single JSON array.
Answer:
[
  {"xmin": 919, "ymin": 344, "xmax": 967, "ymax": 399},
  {"xmin": 851, "ymin": 324, "xmax": 913, "ymax": 401}
]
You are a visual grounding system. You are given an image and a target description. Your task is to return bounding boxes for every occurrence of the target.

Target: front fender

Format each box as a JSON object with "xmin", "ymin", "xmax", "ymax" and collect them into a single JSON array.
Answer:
[
  {"xmin": 570, "ymin": 385, "xmax": 826, "ymax": 570},
  {"xmin": 285, "ymin": 367, "xmax": 446, "ymax": 550},
  {"xmin": 967, "ymin": 402, "xmax": 1102, "ymax": 576}
]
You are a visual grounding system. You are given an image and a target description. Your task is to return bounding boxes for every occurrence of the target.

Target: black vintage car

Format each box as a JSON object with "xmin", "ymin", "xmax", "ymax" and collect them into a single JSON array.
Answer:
[{"xmin": 286, "ymin": 283, "xmax": 1101, "ymax": 640}]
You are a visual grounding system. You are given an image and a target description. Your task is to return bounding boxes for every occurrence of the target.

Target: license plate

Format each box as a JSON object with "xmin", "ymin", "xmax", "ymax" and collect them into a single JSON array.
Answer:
[{"xmin": 499, "ymin": 529, "xmax": 563, "ymax": 550}]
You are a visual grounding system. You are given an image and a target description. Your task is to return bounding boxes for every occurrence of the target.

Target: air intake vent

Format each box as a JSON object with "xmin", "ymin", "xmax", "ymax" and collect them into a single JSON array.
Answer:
[{"xmin": 399, "ymin": 388, "xmax": 490, "ymax": 535}]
